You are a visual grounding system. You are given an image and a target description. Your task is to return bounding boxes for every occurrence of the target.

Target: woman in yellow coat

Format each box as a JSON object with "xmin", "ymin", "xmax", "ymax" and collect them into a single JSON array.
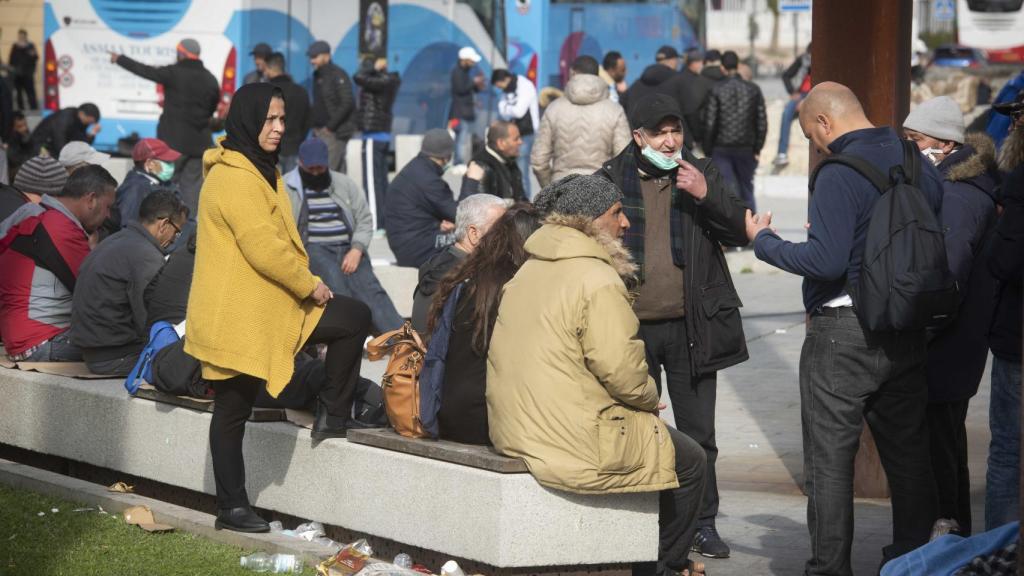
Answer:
[{"xmin": 185, "ymin": 83, "xmax": 371, "ymax": 533}]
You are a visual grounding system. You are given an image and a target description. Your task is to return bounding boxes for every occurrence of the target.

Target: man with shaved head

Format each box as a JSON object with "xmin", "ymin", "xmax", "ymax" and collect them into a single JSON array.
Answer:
[{"xmin": 746, "ymin": 82, "xmax": 944, "ymax": 575}]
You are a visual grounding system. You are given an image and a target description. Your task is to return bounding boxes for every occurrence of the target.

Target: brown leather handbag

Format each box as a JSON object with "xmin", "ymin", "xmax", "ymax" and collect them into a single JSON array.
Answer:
[{"xmin": 366, "ymin": 322, "xmax": 427, "ymax": 438}]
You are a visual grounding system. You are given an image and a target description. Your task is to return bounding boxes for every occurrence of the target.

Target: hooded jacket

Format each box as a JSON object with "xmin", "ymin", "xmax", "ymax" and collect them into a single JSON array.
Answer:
[
  {"xmin": 487, "ymin": 217, "xmax": 678, "ymax": 494},
  {"xmin": 114, "ymin": 56, "xmax": 220, "ymax": 157},
  {"xmin": 185, "ymin": 146, "xmax": 323, "ymax": 397},
  {"xmin": 927, "ymin": 133, "xmax": 1000, "ymax": 402},
  {"xmin": 530, "ymin": 74, "xmax": 630, "ymax": 187},
  {"xmin": 624, "ymin": 64, "xmax": 676, "ymax": 118}
]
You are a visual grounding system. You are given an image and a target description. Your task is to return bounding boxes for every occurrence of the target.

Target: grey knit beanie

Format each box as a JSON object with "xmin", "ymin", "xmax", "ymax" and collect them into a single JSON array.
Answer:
[
  {"xmin": 534, "ymin": 174, "xmax": 623, "ymax": 219},
  {"xmin": 421, "ymin": 128, "xmax": 455, "ymax": 159},
  {"xmin": 904, "ymin": 96, "xmax": 964, "ymax": 144},
  {"xmin": 14, "ymin": 156, "xmax": 68, "ymax": 197}
]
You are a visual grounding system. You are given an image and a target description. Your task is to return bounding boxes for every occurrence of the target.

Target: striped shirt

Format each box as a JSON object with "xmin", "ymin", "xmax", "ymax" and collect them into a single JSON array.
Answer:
[{"xmin": 304, "ymin": 189, "xmax": 350, "ymax": 244}]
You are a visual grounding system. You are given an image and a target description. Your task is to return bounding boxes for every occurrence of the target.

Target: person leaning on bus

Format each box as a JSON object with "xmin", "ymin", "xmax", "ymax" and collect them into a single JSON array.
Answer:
[{"xmin": 184, "ymin": 83, "xmax": 372, "ymax": 533}]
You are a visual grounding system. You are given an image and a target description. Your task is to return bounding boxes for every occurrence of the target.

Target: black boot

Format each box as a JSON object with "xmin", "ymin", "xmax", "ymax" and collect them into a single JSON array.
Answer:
[
  {"xmin": 215, "ymin": 506, "xmax": 269, "ymax": 533},
  {"xmin": 311, "ymin": 401, "xmax": 348, "ymax": 441}
]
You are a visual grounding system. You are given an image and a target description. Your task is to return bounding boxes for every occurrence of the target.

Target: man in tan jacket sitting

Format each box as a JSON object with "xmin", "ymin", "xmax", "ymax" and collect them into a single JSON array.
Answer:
[
  {"xmin": 487, "ymin": 174, "xmax": 707, "ymax": 576},
  {"xmin": 530, "ymin": 56, "xmax": 631, "ymax": 188}
]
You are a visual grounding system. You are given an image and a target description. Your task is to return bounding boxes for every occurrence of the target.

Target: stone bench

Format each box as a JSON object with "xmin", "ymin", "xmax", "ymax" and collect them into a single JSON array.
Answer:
[
  {"xmin": 345, "ymin": 429, "xmax": 528, "ymax": 474},
  {"xmin": 0, "ymin": 368, "xmax": 659, "ymax": 569}
]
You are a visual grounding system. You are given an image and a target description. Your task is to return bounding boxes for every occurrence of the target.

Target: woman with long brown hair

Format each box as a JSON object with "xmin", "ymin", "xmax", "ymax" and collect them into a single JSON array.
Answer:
[{"xmin": 424, "ymin": 202, "xmax": 540, "ymax": 445}]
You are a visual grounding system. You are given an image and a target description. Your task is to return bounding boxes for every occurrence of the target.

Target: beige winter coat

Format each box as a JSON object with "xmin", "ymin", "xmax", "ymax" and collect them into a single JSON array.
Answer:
[
  {"xmin": 487, "ymin": 217, "xmax": 678, "ymax": 495},
  {"xmin": 530, "ymin": 74, "xmax": 632, "ymax": 188}
]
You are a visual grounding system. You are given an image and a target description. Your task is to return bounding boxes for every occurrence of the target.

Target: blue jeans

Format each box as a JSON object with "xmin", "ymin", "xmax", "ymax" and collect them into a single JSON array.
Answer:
[
  {"xmin": 306, "ymin": 242, "xmax": 404, "ymax": 333},
  {"xmin": 517, "ymin": 133, "xmax": 534, "ymax": 199},
  {"xmin": 777, "ymin": 96, "xmax": 803, "ymax": 155},
  {"xmin": 453, "ymin": 118, "xmax": 475, "ymax": 165},
  {"xmin": 986, "ymin": 356, "xmax": 1021, "ymax": 530},
  {"xmin": 23, "ymin": 331, "xmax": 81, "ymax": 362}
]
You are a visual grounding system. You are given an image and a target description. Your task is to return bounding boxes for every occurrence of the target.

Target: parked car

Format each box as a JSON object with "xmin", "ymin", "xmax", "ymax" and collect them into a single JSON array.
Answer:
[{"xmin": 931, "ymin": 45, "xmax": 988, "ymax": 68}]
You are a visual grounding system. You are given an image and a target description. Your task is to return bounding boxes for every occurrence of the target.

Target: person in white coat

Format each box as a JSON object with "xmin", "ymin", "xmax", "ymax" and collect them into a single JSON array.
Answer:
[{"xmin": 491, "ymin": 69, "xmax": 539, "ymax": 198}]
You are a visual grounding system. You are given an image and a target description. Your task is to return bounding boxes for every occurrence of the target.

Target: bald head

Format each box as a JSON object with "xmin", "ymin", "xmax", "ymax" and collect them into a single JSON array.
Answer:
[{"xmin": 799, "ymin": 81, "xmax": 874, "ymax": 154}]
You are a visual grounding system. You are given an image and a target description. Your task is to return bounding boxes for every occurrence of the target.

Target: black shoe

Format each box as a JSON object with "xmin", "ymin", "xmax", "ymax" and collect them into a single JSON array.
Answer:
[
  {"xmin": 214, "ymin": 506, "xmax": 269, "ymax": 533},
  {"xmin": 311, "ymin": 402, "xmax": 349, "ymax": 441},
  {"xmin": 691, "ymin": 526, "xmax": 730, "ymax": 558}
]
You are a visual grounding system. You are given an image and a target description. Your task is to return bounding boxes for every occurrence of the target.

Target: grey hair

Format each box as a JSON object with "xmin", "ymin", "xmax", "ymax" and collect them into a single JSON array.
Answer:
[{"xmin": 454, "ymin": 194, "xmax": 509, "ymax": 241}]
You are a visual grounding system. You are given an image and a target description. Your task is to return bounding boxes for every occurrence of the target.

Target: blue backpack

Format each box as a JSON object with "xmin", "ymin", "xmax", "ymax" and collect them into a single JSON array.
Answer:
[{"xmin": 124, "ymin": 321, "xmax": 180, "ymax": 394}]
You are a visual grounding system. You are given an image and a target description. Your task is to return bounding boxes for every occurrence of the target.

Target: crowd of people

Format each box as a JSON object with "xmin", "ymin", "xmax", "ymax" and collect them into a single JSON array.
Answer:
[{"xmin": 0, "ymin": 32, "xmax": 1022, "ymax": 576}]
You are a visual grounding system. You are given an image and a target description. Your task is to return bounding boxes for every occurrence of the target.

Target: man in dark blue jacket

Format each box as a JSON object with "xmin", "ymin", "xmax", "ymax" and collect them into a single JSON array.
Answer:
[
  {"xmin": 747, "ymin": 82, "xmax": 944, "ymax": 576},
  {"xmin": 985, "ymin": 94, "xmax": 1024, "ymax": 531},
  {"xmin": 385, "ymin": 129, "xmax": 458, "ymax": 268},
  {"xmin": 903, "ymin": 96, "xmax": 1000, "ymax": 537}
]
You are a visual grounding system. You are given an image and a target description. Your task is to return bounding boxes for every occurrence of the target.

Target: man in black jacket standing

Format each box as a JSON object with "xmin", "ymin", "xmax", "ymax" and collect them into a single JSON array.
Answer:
[
  {"xmin": 703, "ymin": 51, "xmax": 766, "ymax": 213},
  {"xmin": 450, "ymin": 47, "xmax": 484, "ymax": 165},
  {"xmin": 265, "ymin": 52, "xmax": 310, "ymax": 173},
  {"xmin": 460, "ymin": 120, "xmax": 525, "ymax": 201},
  {"xmin": 355, "ymin": 56, "xmax": 400, "ymax": 229},
  {"xmin": 598, "ymin": 93, "xmax": 749, "ymax": 561},
  {"xmin": 308, "ymin": 40, "xmax": 356, "ymax": 174},
  {"xmin": 8, "ymin": 30, "xmax": 38, "ymax": 111},
  {"xmin": 110, "ymin": 38, "xmax": 220, "ymax": 216}
]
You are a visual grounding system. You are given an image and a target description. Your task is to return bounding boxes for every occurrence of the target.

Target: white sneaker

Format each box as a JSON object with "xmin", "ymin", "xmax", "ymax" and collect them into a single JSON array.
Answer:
[{"xmin": 773, "ymin": 154, "xmax": 789, "ymax": 167}]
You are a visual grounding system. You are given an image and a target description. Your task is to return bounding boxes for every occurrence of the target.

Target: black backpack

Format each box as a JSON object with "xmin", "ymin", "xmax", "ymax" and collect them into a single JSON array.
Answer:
[{"xmin": 810, "ymin": 140, "xmax": 959, "ymax": 331}]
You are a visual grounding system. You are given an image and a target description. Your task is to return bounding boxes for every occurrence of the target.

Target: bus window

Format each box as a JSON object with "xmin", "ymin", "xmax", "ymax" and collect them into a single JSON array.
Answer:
[{"xmin": 457, "ymin": 0, "xmax": 506, "ymax": 60}]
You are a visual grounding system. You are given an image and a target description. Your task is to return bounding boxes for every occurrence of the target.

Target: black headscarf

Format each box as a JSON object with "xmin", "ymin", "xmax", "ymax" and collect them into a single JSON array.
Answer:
[{"xmin": 222, "ymin": 83, "xmax": 283, "ymax": 189}]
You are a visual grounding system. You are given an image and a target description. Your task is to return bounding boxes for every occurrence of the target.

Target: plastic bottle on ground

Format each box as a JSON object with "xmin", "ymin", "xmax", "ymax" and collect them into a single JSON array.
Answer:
[
  {"xmin": 440, "ymin": 560, "xmax": 465, "ymax": 576},
  {"xmin": 240, "ymin": 551, "xmax": 303, "ymax": 573},
  {"xmin": 393, "ymin": 553, "xmax": 413, "ymax": 569}
]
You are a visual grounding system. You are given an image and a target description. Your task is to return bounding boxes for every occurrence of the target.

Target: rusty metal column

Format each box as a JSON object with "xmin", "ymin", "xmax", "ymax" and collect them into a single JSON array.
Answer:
[{"xmin": 809, "ymin": 0, "xmax": 914, "ymax": 499}]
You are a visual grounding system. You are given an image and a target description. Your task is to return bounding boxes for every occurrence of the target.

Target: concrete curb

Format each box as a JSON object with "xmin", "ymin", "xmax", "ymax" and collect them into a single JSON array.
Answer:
[{"xmin": 0, "ymin": 458, "xmax": 337, "ymax": 567}]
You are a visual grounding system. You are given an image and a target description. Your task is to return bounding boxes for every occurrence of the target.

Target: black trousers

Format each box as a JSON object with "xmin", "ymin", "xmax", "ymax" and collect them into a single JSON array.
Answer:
[
  {"xmin": 634, "ymin": 426, "xmax": 707, "ymax": 576},
  {"xmin": 927, "ymin": 399, "xmax": 972, "ymax": 535},
  {"xmin": 208, "ymin": 296, "xmax": 371, "ymax": 508},
  {"xmin": 362, "ymin": 138, "xmax": 389, "ymax": 229},
  {"xmin": 801, "ymin": 310, "xmax": 936, "ymax": 576},
  {"xmin": 639, "ymin": 317, "xmax": 720, "ymax": 529},
  {"xmin": 13, "ymin": 74, "xmax": 37, "ymax": 110},
  {"xmin": 710, "ymin": 147, "xmax": 757, "ymax": 213}
]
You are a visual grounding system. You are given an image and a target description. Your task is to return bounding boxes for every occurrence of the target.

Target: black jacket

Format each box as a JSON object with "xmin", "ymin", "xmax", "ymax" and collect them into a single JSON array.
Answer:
[
  {"xmin": 598, "ymin": 145, "xmax": 749, "ymax": 375},
  {"xmin": 668, "ymin": 69, "xmax": 716, "ymax": 149},
  {"xmin": 989, "ymin": 162, "xmax": 1024, "ymax": 363},
  {"xmin": 311, "ymin": 62, "xmax": 356, "ymax": 139},
  {"xmin": 701, "ymin": 65, "xmax": 726, "ymax": 82},
  {"xmin": 459, "ymin": 147, "xmax": 526, "ymax": 202},
  {"xmin": 385, "ymin": 154, "xmax": 458, "ymax": 268},
  {"xmin": 411, "ymin": 246, "xmax": 467, "ymax": 336},
  {"xmin": 30, "ymin": 108, "xmax": 93, "ymax": 156},
  {"xmin": 927, "ymin": 136, "xmax": 1000, "ymax": 402},
  {"xmin": 703, "ymin": 75, "xmax": 768, "ymax": 154},
  {"xmin": 71, "ymin": 222, "xmax": 167, "ymax": 360},
  {"xmin": 146, "ymin": 234, "xmax": 196, "ymax": 327},
  {"xmin": 438, "ymin": 291, "xmax": 490, "ymax": 445},
  {"xmin": 115, "ymin": 56, "xmax": 220, "ymax": 157},
  {"xmin": 111, "ymin": 169, "xmax": 178, "ymax": 233},
  {"xmin": 449, "ymin": 65, "xmax": 480, "ymax": 121},
  {"xmin": 782, "ymin": 52, "xmax": 811, "ymax": 95},
  {"xmin": 624, "ymin": 64, "xmax": 676, "ymax": 119},
  {"xmin": 0, "ymin": 184, "xmax": 28, "ymax": 224},
  {"xmin": 268, "ymin": 74, "xmax": 311, "ymax": 157},
  {"xmin": 8, "ymin": 43, "xmax": 37, "ymax": 78},
  {"xmin": 354, "ymin": 67, "xmax": 401, "ymax": 133}
]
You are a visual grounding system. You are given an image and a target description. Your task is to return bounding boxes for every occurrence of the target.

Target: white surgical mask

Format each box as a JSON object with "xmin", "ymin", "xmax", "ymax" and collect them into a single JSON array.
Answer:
[
  {"xmin": 638, "ymin": 132, "xmax": 682, "ymax": 171},
  {"xmin": 920, "ymin": 147, "xmax": 944, "ymax": 166}
]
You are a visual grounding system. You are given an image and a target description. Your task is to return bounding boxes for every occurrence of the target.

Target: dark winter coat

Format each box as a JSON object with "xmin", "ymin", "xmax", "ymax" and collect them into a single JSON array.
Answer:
[
  {"xmin": 268, "ymin": 74, "xmax": 311, "ymax": 157},
  {"xmin": 29, "ymin": 108, "xmax": 93, "ymax": 156},
  {"xmin": 449, "ymin": 65, "xmax": 480, "ymax": 122},
  {"xmin": 623, "ymin": 64, "xmax": 676, "ymax": 119},
  {"xmin": 701, "ymin": 66, "xmax": 726, "ymax": 82},
  {"xmin": 782, "ymin": 53, "xmax": 811, "ymax": 95},
  {"xmin": 114, "ymin": 56, "xmax": 220, "ymax": 157},
  {"xmin": 112, "ymin": 169, "xmax": 177, "ymax": 232},
  {"xmin": 989, "ymin": 160, "xmax": 1024, "ymax": 364},
  {"xmin": 354, "ymin": 67, "xmax": 401, "ymax": 133},
  {"xmin": 311, "ymin": 62, "xmax": 356, "ymax": 139},
  {"xmin": 598, "ymin": 144, "xmax": 750, "ymax": 375},
  {"xmin": 703, "ymin": 75, "xmax": 768, "ymax": 154},
  {"xmin": 437, "ymin": 289, "xmax": 491, "ymax": 445},
  {"xmin": 411, "ymin": 245, "xmax": 467, "ymax": 335},
  {"xmin": 459, "ymin": 147, "xmax": 525, "ymax": 202},
  {"xmin": 669, "ymin": 69, "xmax": 716, "ymax": 148},
  {"xmin": 8, "ymin": 43, "xmax": 38, "ymax": 78},
  {"xmin": 927, "ymin": 134, "xmax": 1000, "ymax": 402},
  {"xmin": 385, "ymin": 153, "xmax": 458, "ymax": 268}
]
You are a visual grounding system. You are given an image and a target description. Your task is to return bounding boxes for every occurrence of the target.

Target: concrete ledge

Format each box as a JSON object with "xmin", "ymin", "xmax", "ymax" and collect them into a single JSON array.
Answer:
[
  {"xmin": 0, "ymin": 368, "xmax": 659, "ymax": 567},
  {"xmin": 346, "ymin": 429, "xmax": 528, "ymax": 473}
]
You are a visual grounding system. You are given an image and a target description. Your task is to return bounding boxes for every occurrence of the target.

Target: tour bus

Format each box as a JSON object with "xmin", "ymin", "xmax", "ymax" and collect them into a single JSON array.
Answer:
[
  {"xmin": 43, "ymin": 0, "xmax": 703, "ymax": 151},
  {"xmin": 957, "ymin": 0, "xmax": 1024, "ymax": 63}
]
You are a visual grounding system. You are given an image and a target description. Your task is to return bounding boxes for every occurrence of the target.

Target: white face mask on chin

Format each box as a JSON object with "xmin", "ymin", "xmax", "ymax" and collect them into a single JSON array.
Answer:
[{"xmin": 921, "ymin": 147, "xmax": 944, "ymax": 166}]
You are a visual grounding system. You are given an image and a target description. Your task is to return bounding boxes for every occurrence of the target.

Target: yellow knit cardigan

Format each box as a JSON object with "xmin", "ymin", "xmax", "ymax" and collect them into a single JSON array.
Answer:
[{"xmin": 184, "ymin": 146, "xmax": 323, "ymax": 397}]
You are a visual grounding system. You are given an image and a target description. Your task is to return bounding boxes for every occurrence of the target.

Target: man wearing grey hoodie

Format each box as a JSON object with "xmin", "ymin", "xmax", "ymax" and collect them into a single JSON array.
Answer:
[{"xmin": 530, "ymin": 56, "xmax": 631, "ymax": 188}]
